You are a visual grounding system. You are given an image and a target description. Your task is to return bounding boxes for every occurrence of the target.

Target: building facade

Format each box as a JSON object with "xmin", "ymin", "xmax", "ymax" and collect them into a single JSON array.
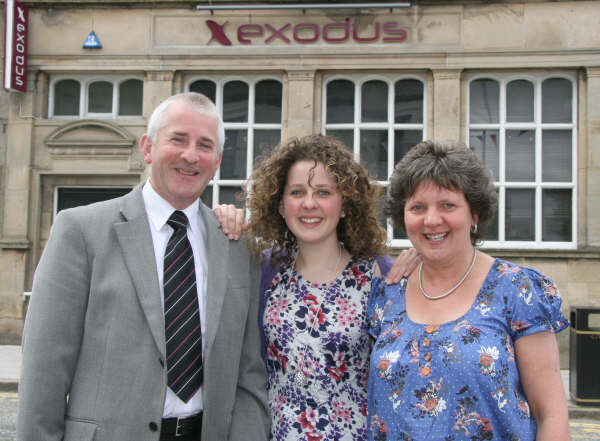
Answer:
[{"xmin": 1, "ymin": 0, "xmax": 599, "ymax": 364}]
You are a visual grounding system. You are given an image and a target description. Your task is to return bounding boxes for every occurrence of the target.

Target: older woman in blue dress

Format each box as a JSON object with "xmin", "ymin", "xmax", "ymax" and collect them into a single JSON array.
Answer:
[{"xmin": 367, "ymin": 140, "xmax": 570, "ymax": 441}]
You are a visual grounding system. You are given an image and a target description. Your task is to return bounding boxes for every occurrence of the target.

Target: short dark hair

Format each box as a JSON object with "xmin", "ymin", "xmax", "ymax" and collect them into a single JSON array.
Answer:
[{"xmin": 385, "ymin": 140, "xmax": 497, "ymax": 245}]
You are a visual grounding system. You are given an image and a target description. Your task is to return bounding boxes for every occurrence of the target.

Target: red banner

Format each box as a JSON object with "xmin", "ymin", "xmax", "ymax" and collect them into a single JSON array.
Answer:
[{"xmin": 3, "ymin": 0, "xmax": 28, "ymax": 92}]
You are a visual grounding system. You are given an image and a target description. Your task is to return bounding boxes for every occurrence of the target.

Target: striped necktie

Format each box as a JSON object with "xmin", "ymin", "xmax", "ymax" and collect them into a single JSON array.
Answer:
[{"xmin": 164, "ymin": 210, "xmax": 203, "ymax": 403}]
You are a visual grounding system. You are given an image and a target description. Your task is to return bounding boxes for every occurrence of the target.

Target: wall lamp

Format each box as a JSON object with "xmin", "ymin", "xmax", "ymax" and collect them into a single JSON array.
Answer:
[{"xmin": 195, "ymin": 3, "xmax": 411, "ymax": 11}]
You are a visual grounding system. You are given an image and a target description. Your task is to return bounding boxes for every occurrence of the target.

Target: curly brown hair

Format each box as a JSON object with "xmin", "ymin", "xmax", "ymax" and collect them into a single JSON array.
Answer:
[{"xmin": 244, "ymin": 134, "xmax": 388, "ymax": 266}]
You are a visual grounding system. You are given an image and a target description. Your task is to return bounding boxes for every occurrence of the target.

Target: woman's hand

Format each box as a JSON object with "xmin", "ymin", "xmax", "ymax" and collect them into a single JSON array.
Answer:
[
  {"xmin": 213, "ymin": 204, "xmax": 247, "ymax": 240},
  {"xmin": 515, "ymin": 331, "xmax": 571, "ymax": 440},
  {"xmin": 385, "ymin": 248, "xmax": 421, "ymax": 284}
]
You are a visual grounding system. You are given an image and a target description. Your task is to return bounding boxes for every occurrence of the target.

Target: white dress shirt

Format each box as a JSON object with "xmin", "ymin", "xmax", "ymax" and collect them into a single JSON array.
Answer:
[{"xmin": 142, "ymin": 181, "xmax": 207, "ymax": 418}]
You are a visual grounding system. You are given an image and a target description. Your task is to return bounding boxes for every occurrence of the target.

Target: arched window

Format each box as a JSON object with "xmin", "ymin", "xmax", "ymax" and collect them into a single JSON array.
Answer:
[
  {"xmin": 324, "ymin": 74, "xmax": 426, "ymax": 242},
  {"xmin": 468, "ymin": 74, "xmax": 576, "ymax": 248},
  {"xmin": 50, "ymin": 76, "xmax": 143, "ymax": 118},
  {"xmin": 187, "ymin": 77, "xmax": 283, "ymax": 208}
]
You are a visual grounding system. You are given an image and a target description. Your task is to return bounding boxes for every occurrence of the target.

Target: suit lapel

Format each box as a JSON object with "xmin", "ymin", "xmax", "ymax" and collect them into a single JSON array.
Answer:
[
  {"xmin": 114, "ymin": 187, "xmax": 166, "ymax": 356},
  {"xmin": 199, "ymin": 203, "xmax": 229, "ymax": 360}
]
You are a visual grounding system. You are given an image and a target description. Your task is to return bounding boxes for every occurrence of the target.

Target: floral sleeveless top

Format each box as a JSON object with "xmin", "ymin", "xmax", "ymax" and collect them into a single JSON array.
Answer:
[{"xmin": 263, "ymin": 257, "xmax": 377, "ymax": 441}]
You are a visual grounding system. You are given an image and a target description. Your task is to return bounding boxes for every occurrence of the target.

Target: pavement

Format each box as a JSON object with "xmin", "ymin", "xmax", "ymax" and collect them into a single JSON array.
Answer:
[{"xmin": 1, "ymin": 345, "xmax": 599, "ymax": 420}]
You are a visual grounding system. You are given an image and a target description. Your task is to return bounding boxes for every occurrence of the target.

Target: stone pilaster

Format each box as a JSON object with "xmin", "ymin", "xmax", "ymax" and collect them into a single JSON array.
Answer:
[
  {"xmin": 431, "ymin": 69, "xmax": 463, "ymax": 141},
  {"xmin": 143, "ymin": 71, "xmax": 176, "ymax": 118},
  {"xmin": 0, "ymin": 84, "xmax": 35, "ymax": 343},
  {"xmin": 284, "ymin": 70, "xmax": 316, "ymax": 139},
  {"xmin": 585, "ymin": 67, "xmax": 600, "ymax": 247}
]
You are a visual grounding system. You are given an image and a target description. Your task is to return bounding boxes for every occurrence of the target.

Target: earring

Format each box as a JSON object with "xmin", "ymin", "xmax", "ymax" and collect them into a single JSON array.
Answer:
[
  {"xmin": 341, "ymin": 211, "xmax": 346, "ymax": 218},
  {"xmin": 471, "ymin": 224, "xmax": 478, "ymax": 234}
]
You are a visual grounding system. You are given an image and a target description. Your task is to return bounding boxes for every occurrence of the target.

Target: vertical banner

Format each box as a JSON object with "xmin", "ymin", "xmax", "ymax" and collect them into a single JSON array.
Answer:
[{"xmin": 3, "ymin": 0, "xmax": 29, "ymax": 92}]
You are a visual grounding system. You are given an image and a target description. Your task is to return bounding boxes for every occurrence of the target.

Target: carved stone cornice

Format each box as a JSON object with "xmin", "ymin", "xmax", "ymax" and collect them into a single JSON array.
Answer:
[
  {"xmin": 145, "ymin": 71, "xmax": 175, "ymax": 82},
  {"xmin": 287, "ymin": 70, "xmax": 316, "ymax": 82},
  {"xmin": 431, "ymin": 68, "xmax": 463, "ymax": 81},
  {"xmin": 585, "ymin": 67, "xmax": 600, "ymax": 78}
]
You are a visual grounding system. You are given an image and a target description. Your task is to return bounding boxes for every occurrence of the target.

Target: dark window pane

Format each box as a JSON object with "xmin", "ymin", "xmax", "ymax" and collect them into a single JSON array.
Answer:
[
  {"xmin": 393, "ymin": 227, "xmax": 407, "ymax": 240},
  {"xmin": 57, "ymin": 187, "xmax": 131, "ymax": 212},
  {"xmin": 253, "ymin": 130, "xmax": 281, "ymax": 164},
  {"xmin": 394, "ymin": 130, "xmax": 422, "ymax": 164},
  {"xmin": 190, "ymin": 80, "xmax": 216, "ymax": 103},
  {"xmin": 118, "ymin": 79, "xmax": 143, "ymax": 116},
  {"xmin": 223, "ymin": 81, "xmax": 248, "ymax": 122},
  {"xmin": 255, "ymin": 80, "xmax": 282, "ymax": 124},
  {"xmin": 470, "ymin": 79, "xmax": 499, "ymax": 124},
  {"xmin": 327, "ymin": 80, "xmax": 354, "ymax": 124},
  {"xmin": 469, "ymin": 130, "xmax": 499, "ymax": 180},
  {"xmin": 361, "ymin": 80, "xmax": 387, "ymax": 122},
  {"xmin": 506, "ymin": 130, "xmax": 535, "ymax": 181},
  {"xmin": 219, "ymin": 187, "xmax": 244, "ymax": 208},
  {"xmin": 221, "ymin": 129, "xmax": 248, "ymax": 179},
  {"xmin": 507, "ymin": 80, "xmax": 534, "ymax": 122},
  {"xmin": 360, "ymin": 130, "xmax": 388, "ymax": 180},
  {"xmin": 506, "ymin": 189, "xmax": 535, "ymax": 241},
  {"xmin": 542, "ymin": 78, "xmax": 572, "ymax": 123},
  {"xmin": 542, "ymin": 130, "xmax": 572, "ymax": 182},
  {"xmin": 54, "ymin": 79, "xmax": 80, "ymax": 116},
  {"xmin": 395, "ymin": 79, "xmax": 423, "ymax": 123},
  {"xmin": 88, "ymin": 81, "xmax": 113, "ymax": 113},
  {"xmin": 485, "ymin": 202, "xmax": 499, "ymax": 241},
  {"xmin": 542, "ymin": 189, "xmax": 572, "ymax": 241},
  {"xmin": 325, "ymin": 130, "xmax": 354, "ymax": 152}
]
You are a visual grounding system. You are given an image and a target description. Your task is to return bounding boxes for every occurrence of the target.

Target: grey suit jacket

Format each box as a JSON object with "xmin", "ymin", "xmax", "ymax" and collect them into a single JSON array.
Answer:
[{"xmin": 17, "ymin": 185, "xmax": 269, "ymax": 441}]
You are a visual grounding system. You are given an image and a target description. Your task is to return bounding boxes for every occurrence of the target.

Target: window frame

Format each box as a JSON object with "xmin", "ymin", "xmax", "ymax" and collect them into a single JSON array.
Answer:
[
  {"xmin": 49, "ymin": 75, "xmax": 144, "ymax": 119},
  {"xmin": 185, "ymin": 74, "xmax": 284, "ymax": 207},
  {"xmin": 466, "ymin": 71, "xmax": 578, "ymax": 250},
  {"xmin": 322, "ymin": 73, "xmax": 428, "ymax": 246}
]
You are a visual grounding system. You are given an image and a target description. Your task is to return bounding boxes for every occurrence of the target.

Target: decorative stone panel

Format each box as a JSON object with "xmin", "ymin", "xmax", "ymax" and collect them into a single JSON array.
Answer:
[{"xmin": 45, "ymin": 119, "xmax": 136, "ymax": 157}]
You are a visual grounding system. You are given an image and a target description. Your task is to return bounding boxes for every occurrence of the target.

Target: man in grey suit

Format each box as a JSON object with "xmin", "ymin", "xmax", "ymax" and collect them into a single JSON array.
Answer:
[{"xmin": 17, "ymin": 92, "xmax": 269, "ymax": 441}]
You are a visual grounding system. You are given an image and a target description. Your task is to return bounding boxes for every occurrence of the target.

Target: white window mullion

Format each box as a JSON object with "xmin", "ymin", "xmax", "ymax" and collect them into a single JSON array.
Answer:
[
  {"xmin": 353, "ymin": 81, "xmax": 361, "ymax": 161},
  {"xmin": 112, "ymin": 80, "xmax": 119, "ymax": 118},
  {"xmin": 80, "ymin": 82, "xmax": 86, "ymax": 117},
  {"xmin": 535, "ymin": 124, "xmax": 543, "ymax": 243},
  {"xmin": 498, "ymin": 127, "xmax": 506, "ymax": 242},
  {"xmin": 497, "ymin": 185, "xmax": 505, "ymax": 242},
  {"xmin": 321, "ymin": 79, "xmax": 328, "ymax": 136},
  {"xmin": 498, "ymin": 78, "xmax": 507, "ymax": 242},
  {"xmin": 212, "ymin": 185, "xmax": 220, "ymax": 208},
  {"xmin": 247, "ymin": 82, "xmax": 256, "ymax": 178},
  {"xmin": 387, "ymin": 79, "xmax": 394, "ymax": 179},
  {"xmin": 386, "ymin": 82, "xmax": 395, "ymax": 243}
]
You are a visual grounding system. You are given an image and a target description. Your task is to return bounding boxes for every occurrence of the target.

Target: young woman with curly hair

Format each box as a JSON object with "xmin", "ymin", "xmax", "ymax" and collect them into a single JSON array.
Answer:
[{"xmin": 216, "ymin": 134, "xmax": 417, "ymax": 441}]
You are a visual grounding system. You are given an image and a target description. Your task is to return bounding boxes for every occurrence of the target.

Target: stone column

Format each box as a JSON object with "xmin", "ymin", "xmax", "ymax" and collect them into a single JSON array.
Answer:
[
  {"xmin": 143, "ymin": 71, "xmax": 175, "ymax": 118},
  {"xmin": 431, "ymin": 69, "xmax": 463, "ymax": 141},
  {"xmin": 0, "ymin": 84, "xmax": 35, "ymax": 343},
  {"xmin": 138, "ymin": 71, "xmax": 176, "ymax": 180},
  {"xmin": 586, "ymin": 67, "xmax": 600, "ymax": 247},
  {"xmin": 284, "ymin": 70, "xmax": 316, "ymax": 139}
]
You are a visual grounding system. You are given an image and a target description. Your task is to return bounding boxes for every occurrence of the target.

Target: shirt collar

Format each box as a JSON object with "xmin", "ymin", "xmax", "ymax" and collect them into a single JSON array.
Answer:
[{"xmin": 142, "ymin": 180, "xmax": 200, "ymax": 233}]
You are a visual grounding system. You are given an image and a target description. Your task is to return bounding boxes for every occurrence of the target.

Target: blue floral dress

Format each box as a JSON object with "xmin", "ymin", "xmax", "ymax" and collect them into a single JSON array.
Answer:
[
  {"xmin": 263, "ymin": 257, "xmax": 378, "ymax": 441},
  {"xmin": 367, "ymin": 258, "xmax": 569, "ymax": 441}
]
